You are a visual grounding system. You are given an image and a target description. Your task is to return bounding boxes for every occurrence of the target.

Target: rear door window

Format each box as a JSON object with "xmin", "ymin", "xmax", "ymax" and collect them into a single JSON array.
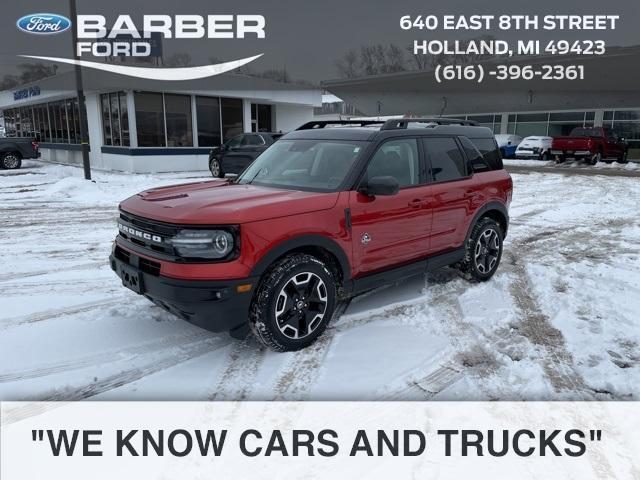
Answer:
[
  {"xmin": 468, "ymin": 138, "xmax": 503, "ymax": 170},
  {"xmin": 422, "ymin": 137, "xmax": 467, "ymax": 182},
  {"xmin": 243, "ymin": 134, "xmax": 265, "ymax": 146},
  {"xmin": 459, "ymin": 136, "xmax": 490, "ymax": 172}
]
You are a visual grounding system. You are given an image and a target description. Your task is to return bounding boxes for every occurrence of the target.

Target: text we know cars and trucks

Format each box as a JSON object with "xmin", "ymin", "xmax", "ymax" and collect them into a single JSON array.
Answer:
[
  {"xmin": 209, "ymin": 132, "xmax": 284, "ymax": 178},
  {"xmin": 0, "ymin": 137, "xmax": 40, "ymax": 169},
  {"xmin": 550, "ymin": 127, "xmax": 627, "ymax": 164},
  {"xmin": 110, "ymin": 118, "xmax": 513, "ymax": 352}
]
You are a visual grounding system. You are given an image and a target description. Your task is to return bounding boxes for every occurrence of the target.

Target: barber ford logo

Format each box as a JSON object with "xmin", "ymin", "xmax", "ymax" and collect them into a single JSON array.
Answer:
[{"xmin": 16, "ymin": 13, "xmax": 71, "ymax": 34}]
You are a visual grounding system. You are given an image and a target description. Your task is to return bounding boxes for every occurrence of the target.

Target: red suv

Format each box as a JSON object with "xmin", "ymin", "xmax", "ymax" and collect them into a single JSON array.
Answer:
[{"xmin": 110, "ymin": 119, "xmax": 513, "ymax": 351}]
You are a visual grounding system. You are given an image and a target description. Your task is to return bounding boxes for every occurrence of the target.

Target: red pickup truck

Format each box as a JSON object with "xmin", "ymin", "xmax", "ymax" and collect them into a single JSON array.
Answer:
[{"xmin": 550, "ymin": 127, "xmax": 627, "ymax": 165}]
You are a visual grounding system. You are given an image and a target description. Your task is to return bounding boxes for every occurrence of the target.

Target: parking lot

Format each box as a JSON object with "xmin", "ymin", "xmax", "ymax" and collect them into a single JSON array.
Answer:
[{"xmin": 0, "ymin": 160, "xmax": 638, "ymax": 401}]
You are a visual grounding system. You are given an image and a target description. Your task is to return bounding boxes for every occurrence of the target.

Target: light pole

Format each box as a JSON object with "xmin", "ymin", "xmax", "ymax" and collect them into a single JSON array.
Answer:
[{"xmin": 68, "ymin": 0, "xmax": 91, "ymax": 180}]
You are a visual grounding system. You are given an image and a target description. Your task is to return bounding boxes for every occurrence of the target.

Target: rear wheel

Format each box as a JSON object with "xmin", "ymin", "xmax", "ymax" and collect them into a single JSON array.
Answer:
[
  {"xmin": 1, "ymin": 152, "xmax": 22, "ymax": 170},
  {"xmin": 618, "ymin": 150, "xmax": 628, "ymax": 164},
  {"xmin": 588, "ymin": 151, "xmax": 601, "ymax": 165},
  {"xmin": 249, "ymin": 253, "xmax": 337, "ymax": 352},
  {"xmin": 209, "ymin": 158, "xmax": 224, "ymax": 178},
  {"xmin": 458, "ymin": 218, "xmax": 504, "ymax": 282}
]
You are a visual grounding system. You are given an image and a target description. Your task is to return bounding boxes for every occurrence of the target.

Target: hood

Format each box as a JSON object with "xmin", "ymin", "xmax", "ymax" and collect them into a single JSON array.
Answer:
[{"xmin": 119, "ymin": 180, "xmax": 340, "ymax": 224}]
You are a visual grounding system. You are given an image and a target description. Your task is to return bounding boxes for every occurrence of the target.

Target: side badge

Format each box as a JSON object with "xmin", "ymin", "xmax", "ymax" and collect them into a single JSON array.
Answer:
[{"xmin": 361, "ymin": 233, "xmax": 371, "ymax": 245}]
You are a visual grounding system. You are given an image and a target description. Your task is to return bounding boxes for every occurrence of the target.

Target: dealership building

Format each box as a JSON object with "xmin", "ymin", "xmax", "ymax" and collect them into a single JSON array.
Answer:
[
  {"xmin": 323, "ymin": 46, "xmax": 640, "ymax": 157},
  {"xmin": 2, "ymin": 46, "xmax": 640, "ymax": 172},
  {"xmin": 0, "ymin": 69, "xmax": 321, "ymax": 172}
]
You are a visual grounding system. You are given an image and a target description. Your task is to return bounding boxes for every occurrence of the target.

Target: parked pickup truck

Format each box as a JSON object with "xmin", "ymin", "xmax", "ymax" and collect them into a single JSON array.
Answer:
[
  {"xmin": 0, "ymin": 137, "xmax": 40, "ymax": 169},
  {"xmin": 550, "ymin": 127, "xmax": 627, "ymax": 165}
]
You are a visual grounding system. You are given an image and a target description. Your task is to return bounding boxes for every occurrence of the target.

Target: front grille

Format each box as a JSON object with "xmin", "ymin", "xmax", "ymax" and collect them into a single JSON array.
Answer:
[
  {"xmin": 139, "ymin": 257, "xmax": 161, "ymax": 276},
  {"xmin": 114, "ymin": 245, "xmax": 130, "ymax": 263},
  {"xmin": 118, "ymin": 211, "xmax": 178, "ymax": 256}
]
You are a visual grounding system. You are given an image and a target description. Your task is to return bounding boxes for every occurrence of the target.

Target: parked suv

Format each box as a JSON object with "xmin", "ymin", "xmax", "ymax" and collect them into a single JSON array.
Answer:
[
  {"xmin": 111, "ymin": 119, "xmax": 513, "ymax": 351},
  {"xmin": 209, "ymin": 132, "xmax": 283, "ymax": 178}
]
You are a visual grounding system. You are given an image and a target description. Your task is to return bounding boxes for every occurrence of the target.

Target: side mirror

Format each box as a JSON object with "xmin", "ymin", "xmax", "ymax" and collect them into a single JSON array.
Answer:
[{"xmin": 359, "ymin": 176, "xmax": 399, "ymax": 196}]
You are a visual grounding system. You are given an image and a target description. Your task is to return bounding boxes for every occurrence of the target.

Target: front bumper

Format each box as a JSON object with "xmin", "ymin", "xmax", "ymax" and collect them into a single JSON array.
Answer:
[{"xmin": 110, "ymin": 247, "xmax": 257, "ymax": 335}]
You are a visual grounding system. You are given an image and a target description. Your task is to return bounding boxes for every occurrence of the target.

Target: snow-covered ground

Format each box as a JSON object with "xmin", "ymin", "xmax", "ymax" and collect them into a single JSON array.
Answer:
[
  {"xmin": 1, "ymin": 161, "xmax": 639, "ymax": 401},
  {"xmin": 504, "ymin": 158, "xmax": 640, "ymax": 171}
]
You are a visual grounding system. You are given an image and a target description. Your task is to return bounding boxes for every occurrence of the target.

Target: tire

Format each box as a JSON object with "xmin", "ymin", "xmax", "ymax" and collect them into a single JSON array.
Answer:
[
  {"xmin": 209, "ymin": 158, "xmax": 224, "ymax": 178},
  {"xmin": 249, "ymin": 253, "xmax": 337, "ymax": 352},
  {"xmin": 589, "ymin": 151, "xmax": 602, "ymax": 166},
  {"xmin": 618, "ymin": 151, "xmax": 628, "ymax": 164},
  {"xmin": 555, "ymin": 155, "xmax": 566, "ymax": 164},
  {"xmin": 458, "ymin": 217, "xmax": 504, "ymax": 282},
  {"xmin": 541, "ymin": 151, "xmax": 551, "ymax": 161},
  {"xmin": 1, "ymin": 152, "xmax": 22, "ymax": 170}
]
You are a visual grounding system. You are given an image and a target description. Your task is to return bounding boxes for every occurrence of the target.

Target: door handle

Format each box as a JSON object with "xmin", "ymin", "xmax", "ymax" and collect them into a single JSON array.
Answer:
[{"xmin": 408, "ymin": 198, "xmax": 427, "ymax": 208}]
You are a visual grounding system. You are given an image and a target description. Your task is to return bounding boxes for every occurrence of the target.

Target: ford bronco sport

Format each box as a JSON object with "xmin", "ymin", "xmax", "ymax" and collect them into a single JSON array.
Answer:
[{"xmin": 110, "ymin": 119, "xmax": 513, "ymax": 351}]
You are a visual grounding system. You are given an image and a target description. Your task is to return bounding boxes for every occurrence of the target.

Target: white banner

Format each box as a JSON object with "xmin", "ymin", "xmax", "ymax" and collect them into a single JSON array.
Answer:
[{"xmin": 2, "ymin": 401, "xmax": 638, "ymax": 479}]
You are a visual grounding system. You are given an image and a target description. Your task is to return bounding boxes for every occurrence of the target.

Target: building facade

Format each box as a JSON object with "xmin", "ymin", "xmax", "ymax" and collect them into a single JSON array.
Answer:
[{"xmin": 0, "ymin": 71, "xmax": 321, "ymax": 172}]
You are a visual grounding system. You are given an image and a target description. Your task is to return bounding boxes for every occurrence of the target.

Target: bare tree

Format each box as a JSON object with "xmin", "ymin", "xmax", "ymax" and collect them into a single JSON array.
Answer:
[
  {"xmin": 334, "ymin": 49, "xmax": 359, "ymax": 79},
  {"xmin": 335, "ymin": 44, "xmax": 409, "ymax": 78}
]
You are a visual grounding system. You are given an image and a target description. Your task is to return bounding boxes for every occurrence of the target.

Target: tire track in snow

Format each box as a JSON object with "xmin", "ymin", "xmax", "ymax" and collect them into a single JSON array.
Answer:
[
  {"xmin": 0, "ymin": 297, "xmax": 127, "ymax": 330},
  {"xmin": 32, "ymin": 336, "xmax": 232, "ymax": 401},
  {"xmin": 0, "ymin": 331, "xmax": 212, "ymax": 383},
  {"xmin": 0, "ymin": 261, "xmax": 106, "ymax": 282},
  {"xmin": 208, "ymin": 337, "xmax": 267, "ymax": 401},
  {"xmin": 505, "ymin": 241, "xmax": 591, "ymax": 396},
  {"xmin": 272, "ymin": 299, "xmax": 352, "ymax": 400}
]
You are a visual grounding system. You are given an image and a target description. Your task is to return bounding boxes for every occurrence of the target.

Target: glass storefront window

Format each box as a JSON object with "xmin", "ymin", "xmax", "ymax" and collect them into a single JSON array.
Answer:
[
  {"xmin": 135, "ymin": 92, "xmax": 166, "ymax": 147},
  {"xmin": 164, "ymin": 94, "xmax": 193, "ymax": 147},
  {"xmin": 119, "ymin": 92, "xmax": 129, "ymax": 146},
  {"xmin": 196, "ymin": 96, "xmax": 221, "ymax": 147},
  {"xmin": 110, "ymin": 93, "xmax": 121, "ymax": 146},
  {"xmin": 101, "ymin": 95, "xmax": 112, "ymax": 145},
  {"xmin": 251, "ymin": 103, "xmax": 273, "ymax": 132},
  {"xmin": 221, "ymin": 98, "xmax": 243, "ymax": 142}
]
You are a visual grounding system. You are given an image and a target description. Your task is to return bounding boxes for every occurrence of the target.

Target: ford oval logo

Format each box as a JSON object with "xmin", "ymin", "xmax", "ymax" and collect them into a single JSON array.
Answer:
[{"xmin": 16, "ymin": 13, "xmax": 71, "ymax": 35}]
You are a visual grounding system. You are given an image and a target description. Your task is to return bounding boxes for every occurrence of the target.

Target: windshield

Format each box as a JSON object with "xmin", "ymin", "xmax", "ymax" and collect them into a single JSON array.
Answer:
[{"xmin": 236, "ymin": 139, "xmax": 366, "ymax": 192}]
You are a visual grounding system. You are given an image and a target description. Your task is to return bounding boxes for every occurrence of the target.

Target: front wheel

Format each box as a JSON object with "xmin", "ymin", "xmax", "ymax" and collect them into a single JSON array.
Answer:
[
  {"xmin": 1, "ymin": 152, "xmax": 22, "ymax": 170},
  {"xmin": 249, "ymin": 253, "xmax": 337, "ymax": 352},
  {"xmin": 459, "ymin": 218, "xmax": 504, "ymax": 282},
  {"xmin": 209, "ymin": 158, "xmax": 224, "ymax": 178}
]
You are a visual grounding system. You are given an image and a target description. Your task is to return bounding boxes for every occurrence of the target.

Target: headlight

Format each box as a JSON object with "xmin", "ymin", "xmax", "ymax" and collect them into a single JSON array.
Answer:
[{"xmin": 169, "ymin": 229, "xmax": 235, "ymax": 259}]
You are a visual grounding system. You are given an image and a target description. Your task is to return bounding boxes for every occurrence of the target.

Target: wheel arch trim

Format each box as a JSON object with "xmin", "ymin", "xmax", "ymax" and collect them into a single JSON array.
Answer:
[
  {"xmin": 250, "ymin": 234, "xmax": 352, "ymax": 281},
  {"xmin": 466, "ymin": 201, "xmax": 509, "ymax": 241}
]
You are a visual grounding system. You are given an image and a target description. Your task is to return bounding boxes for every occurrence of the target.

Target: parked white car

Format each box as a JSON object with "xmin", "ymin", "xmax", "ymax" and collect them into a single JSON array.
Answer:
[
  {"xmin": 494, "ymin": 134, "xmax": 522, "ymax": 158},
  {"xmin": 515, "ymin": 136, "xmax": 553, "ymax": 160}
]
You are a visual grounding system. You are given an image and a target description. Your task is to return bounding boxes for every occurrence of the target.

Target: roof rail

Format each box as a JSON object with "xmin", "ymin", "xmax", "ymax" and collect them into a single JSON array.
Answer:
[
  {"xmin": 380, "ymin": 117, "xmax": 478, "ymax": 130},
  {"xmin": 296, "ymin": 120, "xmax": 385, "ymax": 130}
]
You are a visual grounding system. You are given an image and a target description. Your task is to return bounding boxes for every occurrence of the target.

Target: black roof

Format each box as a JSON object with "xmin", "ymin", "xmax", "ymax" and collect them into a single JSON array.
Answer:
[{"xmin": 283, "ymin": 122, "xmax": 495, "ymax": 142}]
